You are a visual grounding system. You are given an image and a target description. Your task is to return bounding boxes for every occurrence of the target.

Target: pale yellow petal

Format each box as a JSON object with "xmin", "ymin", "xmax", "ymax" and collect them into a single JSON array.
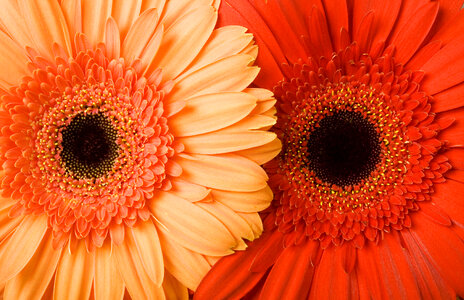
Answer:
[
  {"xmin": 211, "ymin": 0, "xmax": 220, "ymax": 10},
  {"xmin": 180, "ymin": 26, "xmax": 253, "ymax": 78},
  {"xmin": 165, "ymin": 54, "xmax": 259, "ymax": 102},
  {"xmin": 4, "ymin": 232, "xmax": 61, "ymax": 300},
  {"xmin": 203, "ymin": 255, "xmax": 220, "ymax": 267},
  {"xmin": 168, "ymin": 92, "xmax": 256, "ymax": 137},
  {"xmin": 150, "ymin": 6, "xmax": 216, "ymax": 81},
  {"xmin": 131, "ymin": 220, "xmax": 164, "ymax": 286},
  {"xmin": 18, "ymin": 0, "xmax": 72, "ymax": 59},
  {"xmin": 0, "ymin": 0, "xmax": 33, "ymax": 48},
  {"xmin": 159, "ymin": 0, "xmax": 210, "ymax": 30},
  {"xmin": 237, "ymin": 212, "xmax": 264, "ymax": 239},
  {"xmin": 0, "ymin": 214, "xmax": 47, "ymax": 284},
  {"xmin": 244, "ymin": 87, "xmax": 273, "ymax": 99},
  {"xmin": 121, "ymin": 8, "xmax": 160, "ymax": 64},
  {"xmin": 81, "ymin": 0, "xmax": 112, "ymax": 47},
  {"xmin": 94, "ymin": 243, "xmax": 124, "ymax": 300},
  {"xmin": 114, "ymin": 228, "xmax": 165, "ymax": 300},
  {"xmin": 196, "ymin": 201, "xmax": 255, "ymax": 246},
  {"xmin": 112, "ymin": 0, "xmax": 142, "ymax": 39},
  {"xmin": 141, "ymin": 0, "xmax": 165, "ymax": 15},
  {"xmin": 54, "ymin": 240, "xmax": 94, "ymax": 300},
  {"xmin": 220, "ymin": 115, "xmax": 277, "ymax": 133},
  {"xmin": 212, "ymin": 185, "xmax": 273, "ymax": 213},
  {"xmin": 180, "ymin": 131, "xmax": 277, "ymax": 154},
  {"xmin": 0, "ymin": 30, "xmax": 30, "ymax": 89},
  {"xmin": 158, "ymin": 229, "xmax": 211, "ymax": 291},
  {"xmin": 162, "ymin": 271, "xmax": 188, "ymax": 300},
  {"xmin": 236, "ymin": 137, "xmax": 282, "ymax": 165},
  {"xmin": 174, "ymin": 153, "xmax": 268, "ymax": 192},
  {"xmin": 149, "ymin": 191, "xmax": 236, "ymax": 256},
  {"xmin": 170, "ymin": 179, "xmax": 210, "ymax": 202},
  {"xmin": 105, "ymin": 17, "xmax": 120, "ymax": 60}
]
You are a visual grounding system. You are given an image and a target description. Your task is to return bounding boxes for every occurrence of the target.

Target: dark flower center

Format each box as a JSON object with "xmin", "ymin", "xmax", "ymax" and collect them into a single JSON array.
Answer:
[
  {"xmin": 306, "ymin": 110, "xmax": 381, "ymax": 186},
  {"xmin": 61, "ymin": 113, "xmax": 119, "ymax": 179}
]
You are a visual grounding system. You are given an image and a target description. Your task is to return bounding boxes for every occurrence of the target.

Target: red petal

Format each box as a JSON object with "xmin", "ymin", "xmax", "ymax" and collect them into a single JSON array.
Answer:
[
  {"xmin": 249, "ymin": 230, "xmax": 284, "ymax": 272},
  {"xmin": 355, "ymin": 244, "xmax": 387, "ymax": 299},
  {"xmin": 406, "ymin": 40, "xmax": 442, "ymax": 70},
  {"xmin": 419, "ymin": 202, "xmax": 452, "ymax": 226},
  {"xmin": 432, "ymin": 179, "xmax": 464, "ymax": 224},
  {"xmin": 217, "ymin": 0, "xmax": 285, "ymax": 89},
  {"xmin": 389, "ymin": 2, "xmax": 439, "ymax": 64},
  {"xmin": 421, "ymin": 35, "xmax": 464, "ymax": 95},
  {"xmin": 260, "ymin": 241, "xmax": 317, "ymax": 300},
  {"xmin": 194, "ymin": 230, "xmax": 275, "ymax": 300},
  {"xmin": 321, "ymin": 0, "xmax": 349, "ymax": 50},
  {"xmin": 352, "ymin": 0, "xmax": 401, "ymax": 53},
  {"xmin": 377, "ymin": 232, "xmax": 422, "ymax": 299},
  {"xmin": 309, "ymin": 246, "xmax": 359, "ymax": 298},
  {"xmin": 432, "ymin": 83, "xmax": 464, "ymax": 112},
  {"xmin": 401, "ymin": 230, "xmax": 457, "ymax": 299},
  {"xmin": 250, "ymin": 0, "xmax": 307, "ymax": 62},
  {"xmin": 409, "ymin": 214, "xmax": 464, "ymax": 296},
  {"xmin": 429, "ymin": 2, "xmax": 464, "ymax": 44}
]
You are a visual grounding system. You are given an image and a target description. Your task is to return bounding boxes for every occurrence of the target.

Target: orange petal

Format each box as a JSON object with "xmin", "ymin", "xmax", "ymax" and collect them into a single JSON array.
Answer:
[
  {"xmin": 105, "ymin": 17, "xmax": 121, "ymax": 60},
  {"xmin": 54, "ymin": 240, "xmax": 94, "ymax": 300},
  {"xmin": 175, "ymin": 153, "xmax": 268, "ymax": 192},
  {"xmin": 0, "ymin": 0, "xmax": 33, "ymax": 49},
  {"xmin": 0, "ymin": 214, "xmax": 47, "ymax": 284},
  {"xmin": 149, "ymin": 191, "xmax": 236, "ymax": 256},
  {"xmin": 121, "ymin": 8, "xmax": 160, "ymax": 64},
  {"xmin": 181, "ymin": 25, "xmax": 254, "ymax": 77},
  {"xmin": 162, "ymin": 271, "xmax": 188, "ymax": 300},
  {"xmin": 0, "ymin": 195, "xmax": 17, "ymax": 211},
  {"xmin": 18, "ymin": 0, "xmax": 72, "ymax": 59},
  {"xmin": 81, "ymin": 0, "xmax": 112, "ymax": 47},
  {"xmin": 131, "ymin": 220, "xmax": 164, "ymax": 286},
  {"xmin": 111, "ymin": 0, "xmax": 143, "ymax": 39},
  {"xmin": 179, "ymin": 131, "xmax": 276, "ymax": 154},
  {"xmin": 166, "ymin": 54, "xmax": 259, "ymax": 102},
  {"xmin": 113, "ymin": 228, "xmax": 165, "ymax": 300},
  {"xmin": 236, "ymin": 137, "xmax": 282, "ymax": 165},
  {"xmin": 169, "ymin": 178, "xmax": 210, "ymax": 202},
  {"xmin": 0, "ymin": 204, "xmax": 23, "ymax": 241},
  {"xmin": 0, "ymin": 30, "xmax": 30, "ymax": 89},
  {"xmin": 94, "ymin": 242, "xmax": 125, "ymax": 300},
  {"xmin": 169, "ymin": 92, "xmax": 256, "ymax": 137},
  {"xmin": 150, "ymin": 5, "xmax": 216, "ymax": 81},
  {"xmin": 158, "ymin": 228, "xmax": 211, "ymax": 290},
  {"xmin": 4, "ymin": 232, "xmax": 62, "ymax": 300},
  {"xmin": 61, "ymin": 0, "xmax": 82, "ymax": 43},
  {"xmin": 212, "ymin": 185, "xmax": 273, "ymax": 213}
]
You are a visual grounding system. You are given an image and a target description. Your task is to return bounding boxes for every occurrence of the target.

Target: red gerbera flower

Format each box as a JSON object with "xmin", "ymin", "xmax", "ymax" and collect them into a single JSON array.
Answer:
[{"xmin": 195, "ymin": 0, "xmax": 464, "ymax": 299}]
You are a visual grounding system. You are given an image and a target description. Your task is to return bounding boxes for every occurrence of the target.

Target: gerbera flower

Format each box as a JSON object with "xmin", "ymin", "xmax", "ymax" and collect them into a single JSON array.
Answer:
[
  {"xmin": 0, "ymin": 0, "xmax": 279, "ymax": 299},
  {"xmin": 195, "ymin": 0, "xmax": 464, "ymax": 298}
]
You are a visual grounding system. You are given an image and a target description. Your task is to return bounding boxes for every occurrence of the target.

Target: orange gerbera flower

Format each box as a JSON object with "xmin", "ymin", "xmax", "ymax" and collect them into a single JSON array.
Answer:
[
  {"xmin": 196, "ymin": 0, "xmax": 464, "ymax": 299},
  {"xmin": 0, "ymin": 0, "xmax": 279, "ymax": 299}
]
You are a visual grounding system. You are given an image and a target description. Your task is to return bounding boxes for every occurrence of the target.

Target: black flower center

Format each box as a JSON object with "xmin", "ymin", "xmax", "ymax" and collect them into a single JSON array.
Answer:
[
  {"xmin": 306, "ymin": 110, "xmax": 381, "ymax": 186},
  {"xmin": 61, "ymin": 113, "xmax": 119, "ymax": 179}
]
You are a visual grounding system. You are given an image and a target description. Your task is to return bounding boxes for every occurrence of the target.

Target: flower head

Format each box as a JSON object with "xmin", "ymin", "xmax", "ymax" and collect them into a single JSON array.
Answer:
[
  {"xmin": 0, "ymin": 0, "xmax": 279, "ymax": 298},
  {"xmin": 196, "ymin": 0, "xmax": 464, "ymax": 298}
]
